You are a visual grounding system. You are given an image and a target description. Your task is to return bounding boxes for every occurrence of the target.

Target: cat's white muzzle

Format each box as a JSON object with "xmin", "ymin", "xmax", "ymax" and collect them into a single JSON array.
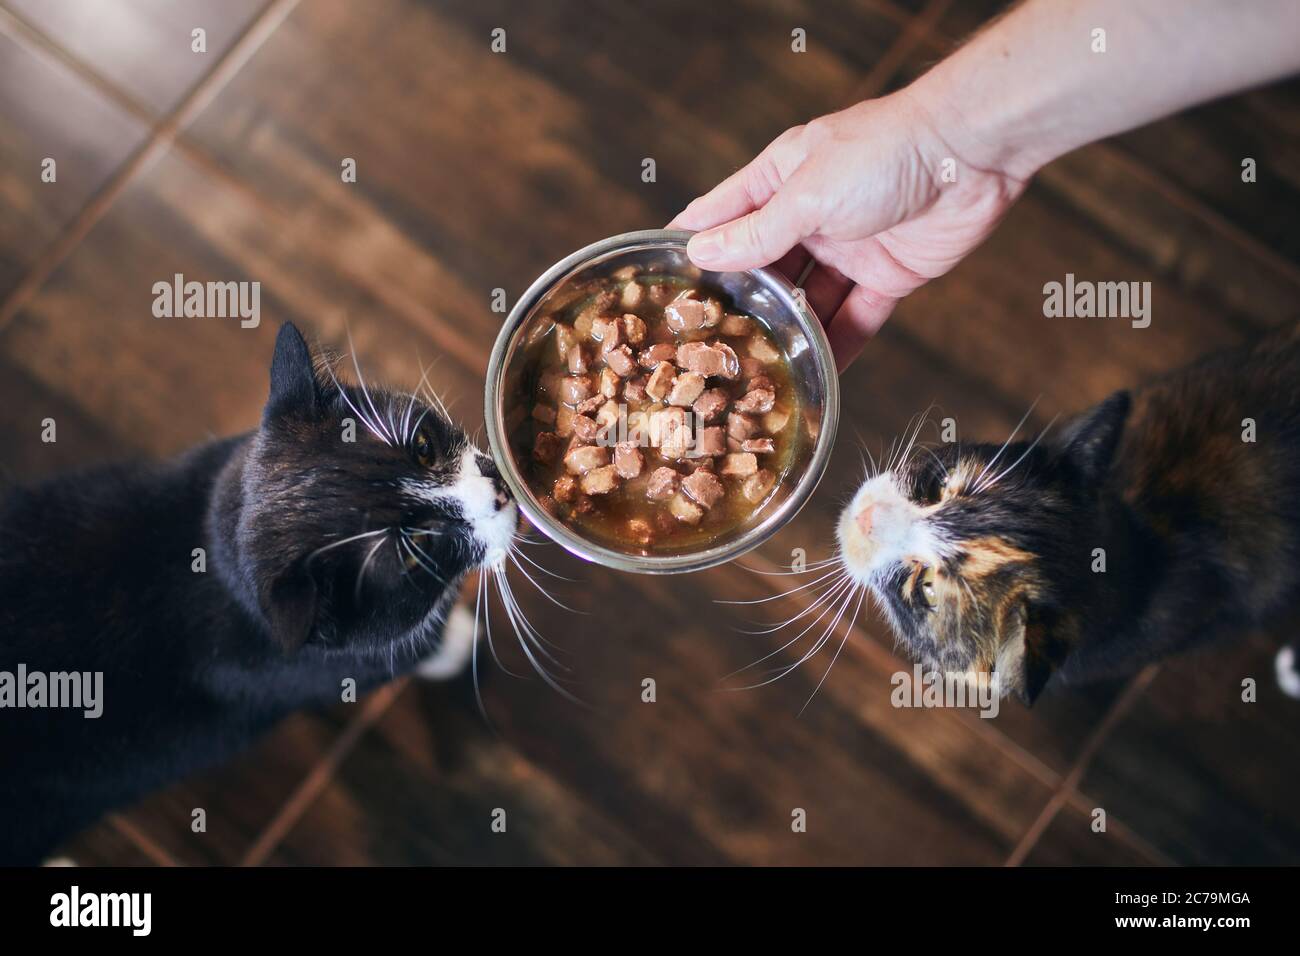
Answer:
[
  {"xmin": 451, "ymin": 448, "xmax": 517, "ymax": 568},
  {"xmin": 837, "ymin": 473, "xmax": 938, "ymax": 584},
  {"xmin": 405, "ymin": 447, "xmax": 518, "ymax": 569}
]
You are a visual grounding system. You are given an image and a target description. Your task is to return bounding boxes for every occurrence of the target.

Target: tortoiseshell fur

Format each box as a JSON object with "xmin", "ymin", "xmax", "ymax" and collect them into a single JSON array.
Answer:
[{"xmin": 843, "ymin": 322, "xmax": 1300, "ymax": 702}]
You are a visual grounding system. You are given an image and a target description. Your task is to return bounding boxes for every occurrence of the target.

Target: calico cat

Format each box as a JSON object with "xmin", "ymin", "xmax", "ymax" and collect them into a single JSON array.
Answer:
[
  {"xmin": 0, "ymin": 323, "xmax": 516, "ymax": 864},
  {"xmin": 836, "ymin": 322, "xmax": 1300, "ymax": 703}
]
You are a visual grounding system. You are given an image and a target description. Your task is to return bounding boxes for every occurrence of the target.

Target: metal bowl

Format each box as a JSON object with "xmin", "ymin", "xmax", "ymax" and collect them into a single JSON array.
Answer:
[{"xmin": 485, "ymin": 229, "xmax": 839, "ymax": 574}]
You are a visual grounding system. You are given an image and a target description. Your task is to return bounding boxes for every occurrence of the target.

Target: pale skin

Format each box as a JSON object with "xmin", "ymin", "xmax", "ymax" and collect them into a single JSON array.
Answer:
[{"xmin": 670, "ymin": 0, "xmax": 1300, "ymax": 370}]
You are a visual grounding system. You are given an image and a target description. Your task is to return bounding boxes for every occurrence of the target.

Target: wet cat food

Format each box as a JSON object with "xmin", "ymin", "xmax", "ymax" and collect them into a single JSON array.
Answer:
[{"xmin": 509, "ymin": 267, "xmax": 807, "ymax": 555}]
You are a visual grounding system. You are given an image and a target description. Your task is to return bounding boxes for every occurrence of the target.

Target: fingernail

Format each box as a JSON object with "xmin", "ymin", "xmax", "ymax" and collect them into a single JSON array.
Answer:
[{"xmin": 687, "ymin": 231, "xmax": 721, "ymax": 263}]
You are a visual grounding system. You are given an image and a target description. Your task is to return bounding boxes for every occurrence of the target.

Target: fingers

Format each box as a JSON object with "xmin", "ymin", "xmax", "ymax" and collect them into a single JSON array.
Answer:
[
  {"xmin": 771, "ymin": 245, "xmax": 812, "ymax": 285},
  {"xmin": 669, "ymin": 129, "xmax": 797, "ymax": 232},
  {"xmin": 826, "ymin": 285, "xmax": 898, "ymax": 372},
  {"xmin": 800, "ymin": 261, "xmax": 853, "ymax": 327},
  {"xmin": 669, "ymin": 162, "xmax": 771, "ymax": 232},
  {"xmin": 686, "ymin": 175, "xmax": 814, "ymax": 271}
]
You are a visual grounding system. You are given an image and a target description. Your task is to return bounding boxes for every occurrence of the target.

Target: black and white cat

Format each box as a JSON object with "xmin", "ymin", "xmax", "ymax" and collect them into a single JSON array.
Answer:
[
  {"xmin": 0, "ymin": 323, "xmax": 516, "ymax": 864},
  {"xmin": 833, "ymin": 322, "xmax": 1300, "ymax": 704}
]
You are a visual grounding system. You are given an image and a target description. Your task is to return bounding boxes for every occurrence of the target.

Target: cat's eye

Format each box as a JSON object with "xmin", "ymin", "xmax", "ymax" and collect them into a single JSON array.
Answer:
[
  {"xmin": 413, "ymin": 428, "xmax": 437, "ymax": 468},
  {"xmin": 919, "ymin": 565, "xmax": 938, "ymax": 609},
  {"xmin": 919, "ymin": 471, "xmax": 944, "ymax": 505}
]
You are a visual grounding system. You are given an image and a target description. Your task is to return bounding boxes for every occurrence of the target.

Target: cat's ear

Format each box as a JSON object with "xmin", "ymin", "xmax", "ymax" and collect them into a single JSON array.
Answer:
[
  {"xmin": 995, "ymin": 602, "xmax": 1064, "ymax": 706},
  {"xmin": 265, "ymin": 322, "xmax": 321, "ymax": 420},
  {"xmin": 1058, "ymin": 390, "xmax": 1130, "ymax": 482},
  {"xmin": 262, "ymin": 564, "xmax": 318, "ymax": 653}
]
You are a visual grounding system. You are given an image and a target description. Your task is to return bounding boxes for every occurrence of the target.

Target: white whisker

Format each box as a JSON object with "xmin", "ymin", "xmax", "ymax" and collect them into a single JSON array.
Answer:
[
  {"xmin": 798, "ymin": 586, "xmax": 867, "ymax": 715},
  {"xmin": 973, "ymin": 398, "xmax": 1040, "ymax": 491},
  {"xmin": 305, "ymin": 527, "xmax": 389, "ymax": 563},
  {"xmin": 492, "ymin": 567, "xmax": 586, "ymax": 707},
  {"xmin": 737, "ymin": 572, "xmax": 852, "ymax": 636},
  {"xmin": 496, "ymin": 565, "xmax": 568, "ymax": 658},
  {"xmin": 399, "ymin": 534, "xmax": 449, "ymax": 586},
  {"xmin": 471, "ymin": 571, "xmax": 493, "ymax": 723},
  {"xmin": 321, "ymin": 359, "xmax": 391, "ymax": 446},
  {"xmin": 480, "ymin": 568, "xmax": 525, "ymax": 679},
  {"xmin": 862, "ymin": 441, "xmax": 880, "ymax": 480},
  {"xmin": 511, "ymin": 545, "xmax": 577, "ymax": 582},
  {"xmin": 354, "ymin": 534, "xmax": 387, "ymax": 603},
  {"xmin": 976, "ymin": 412, "xmax": 1061, "ymax": 493},
  {"xmin": 723, "ymin": 574, "xmax": 854, "ymax": 678},
  {"xmin": 344, "ymin": 324, "xmax": 396, "ymax": 446},
  {"xmin": 507, "ymin": 552, "xmax": 583, "ymax": 613},
  {"xmin": 730, "ymin": 584, "xmax": 857, "ymax": 691},
  {"xmin": 716, "ymin": 565, "xmax": 843, "ymax": 605},
  {"xmin": 735, "ymin": 556, "xmax": 840, "ymax": 576}
]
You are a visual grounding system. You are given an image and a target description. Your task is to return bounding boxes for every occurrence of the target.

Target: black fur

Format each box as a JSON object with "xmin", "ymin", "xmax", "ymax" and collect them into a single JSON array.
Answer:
[{"xmin": 0, "ymin": 323, "xmax": 510, "ymax": 864}]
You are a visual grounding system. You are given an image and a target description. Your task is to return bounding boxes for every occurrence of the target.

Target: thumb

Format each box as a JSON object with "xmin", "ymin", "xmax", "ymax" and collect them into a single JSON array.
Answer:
[{"xmin": 685, "ymin": 180, "xmax": 811, "ymax": 271}]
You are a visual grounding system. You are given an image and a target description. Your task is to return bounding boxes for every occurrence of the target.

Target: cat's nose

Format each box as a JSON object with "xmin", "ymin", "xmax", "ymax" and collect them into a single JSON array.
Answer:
[
  {"xmin": 856, "ymin": 503, "xmax": 877, "ymax": 537},
  {"xmin": 475, "ymin": 454, "xmax": 511, "ymax": 510}
]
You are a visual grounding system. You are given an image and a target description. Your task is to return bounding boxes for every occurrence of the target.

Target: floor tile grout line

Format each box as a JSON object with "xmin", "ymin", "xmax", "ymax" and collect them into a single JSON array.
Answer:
[
  {"xmin": 168, "ymin": 140, "xmax": 489, "ymax": 371},
  {"xmin": 240, "ymin": 679, "xmax": 409, "ymax": 867},
  {"xmin": 857, "ymin": 0, "xmax": 930, "ymax": 32},
  {"xmin": 1, "ymin": 0, "xmax": 1036, "ymax": 470},
  {"xmin": 905, "ymin": 22, "xmax": 1300, "ymax": 295},
  {"xmin": 4, "ymin": 0, "xmax": 512, "ymax": 865},
  {"xmin": 1003, "ymin": 664, "xmax": 1160, "ymax": 866},
  {"xmin": 0, "ymin": 0, "xmax": 298, "ymax": 867},
  {"xmin": 107, "ymin": 813, "xmax": 178, "ymax": 867},
  {"xmin": 845, "ymin": 0, "xmax": 953, "ymax": 106},
  {"xmin": 0, "ymin": 0, "xmax": 522, "ymax": 375},
  {"xmin": 5, "ymin": 1, "xmax": 1291, "ymax": 383},
  {"xmin": 0, "ymin": 0, "xmax": 301, "ymax": 335},
  {"xmin": 11, "ymin": 0, "xmax": 1285, "ymax": 401},
  {"xmin": 0, "ymin": 3, "xmax": 159, "ymax": 126},
  {"xmin": 1089, "ymin": 142, "xmax": 1300, "ymax": 290},
  {"xmin": 1062, "ymin": 788, "xmax": 1177, "ymax": 866}
]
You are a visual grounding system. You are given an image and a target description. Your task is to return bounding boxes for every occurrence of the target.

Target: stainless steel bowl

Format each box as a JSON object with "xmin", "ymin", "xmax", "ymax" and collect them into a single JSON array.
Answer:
[{"xmin": 485, "ymin": 229, "xmax": 839, "ymax": 573}]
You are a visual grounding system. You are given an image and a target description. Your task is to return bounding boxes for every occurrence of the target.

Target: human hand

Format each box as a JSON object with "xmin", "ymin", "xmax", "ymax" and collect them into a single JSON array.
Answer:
[
  {"xmin": 670, "ymin": 89, "xmax": 1027, "ymax": 371},
  {"xmin": 671, "ymin": 0, "xmax": 1300, "ymax": 372}
]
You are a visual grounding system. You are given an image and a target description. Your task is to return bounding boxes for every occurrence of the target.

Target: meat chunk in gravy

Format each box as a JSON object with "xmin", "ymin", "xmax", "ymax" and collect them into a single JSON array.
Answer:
[
  {"xmin": 581, "ymin": 465, "xmax": 619, "ymax": 495},
  {"xmin": 734, "ymin": 387, "xmax": 775, "ymax": 415},
  {"xmin": 571, "ymin": 414, "xmax": 600, "ymax": 444},
  {"xmin": 646, "ymin": 466, "xmax": 678, "ymax": 501},
  {"xmin": 742, "ymin": 469, "xmax": 776, "ymax": 503},
  {"xmin": 614, "ymin": 442, "xmax": 643, "ymax": 479},
  {"xmin": 693, "ymin": 387, "xmax": 729, "ymax": 423},
  {"xmin": 560, "ymin": 375, "xmax": 593, "ymax": 405},
  {"xmin": 692, "ymin": 426, "xmax": 726, "ymax": 457},
  {"xmin": 534, "ymin": 431, "xmax": 561, "ymax": 464},
  {"xmin": 519, "ymin": 273, "xmax": 798, "ymax": 553},
  {"xmin": 720, "ymin": 452, "xmax": 758, "ymax": 477},
  {"xmin": 564, "ymin": 444, "xmax": 609, "ymax": 475},
  {"xmin": 682, "ymin": 469, "xmax": 725, "ymax": 510},
  {"xmin": 605, "ymin": 345, "xmax": 637, "ymax": 378},
  {"xmin": 645, "ymin": 362, "xmax": 675, "ymax": 401},
  {"xmin": 638, "ymin": 343, "xmax": 676, "ymax": 369},
  {"xmin": 677, "ymin": 341, "xmax": 740, "ymax": 380},
  {"xmin": 667, "ymin": 371, "xmax": 706, "ymax": 407}
]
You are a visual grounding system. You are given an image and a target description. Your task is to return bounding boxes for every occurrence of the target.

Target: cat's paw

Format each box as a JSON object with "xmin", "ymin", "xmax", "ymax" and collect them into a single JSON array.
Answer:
[
  {"xmin": 415, "ymin": 604, "xmax": 476, "ymax": 681},
  {"xmin": 1275, "ymin": 645, "xmax": 1300, "ymax": 700}
]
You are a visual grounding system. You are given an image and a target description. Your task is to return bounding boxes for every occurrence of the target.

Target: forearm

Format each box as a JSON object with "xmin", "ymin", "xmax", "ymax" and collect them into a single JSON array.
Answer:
[{"xmin": 912, "ymin": 0, "xmax": 1300, "ymax": 179}]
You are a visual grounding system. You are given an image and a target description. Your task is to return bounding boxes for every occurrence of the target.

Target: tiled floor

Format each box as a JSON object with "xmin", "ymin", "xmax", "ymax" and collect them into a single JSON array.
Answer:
[{"xmin": 2, "ymin": 0, "xmax": 1298, "ymax": 865}]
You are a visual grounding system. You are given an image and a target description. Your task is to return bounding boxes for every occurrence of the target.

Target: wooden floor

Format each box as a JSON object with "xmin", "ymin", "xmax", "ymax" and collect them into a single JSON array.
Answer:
[{"xmin": 2, "ymin": 0, "xmax": 1299, "ymax": 866}]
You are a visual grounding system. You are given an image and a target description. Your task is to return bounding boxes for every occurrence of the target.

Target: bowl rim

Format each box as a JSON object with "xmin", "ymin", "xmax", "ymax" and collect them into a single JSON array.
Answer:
[{"xmin": 485, "ymin": 228, "xmax": 840, "ymax": 574}]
